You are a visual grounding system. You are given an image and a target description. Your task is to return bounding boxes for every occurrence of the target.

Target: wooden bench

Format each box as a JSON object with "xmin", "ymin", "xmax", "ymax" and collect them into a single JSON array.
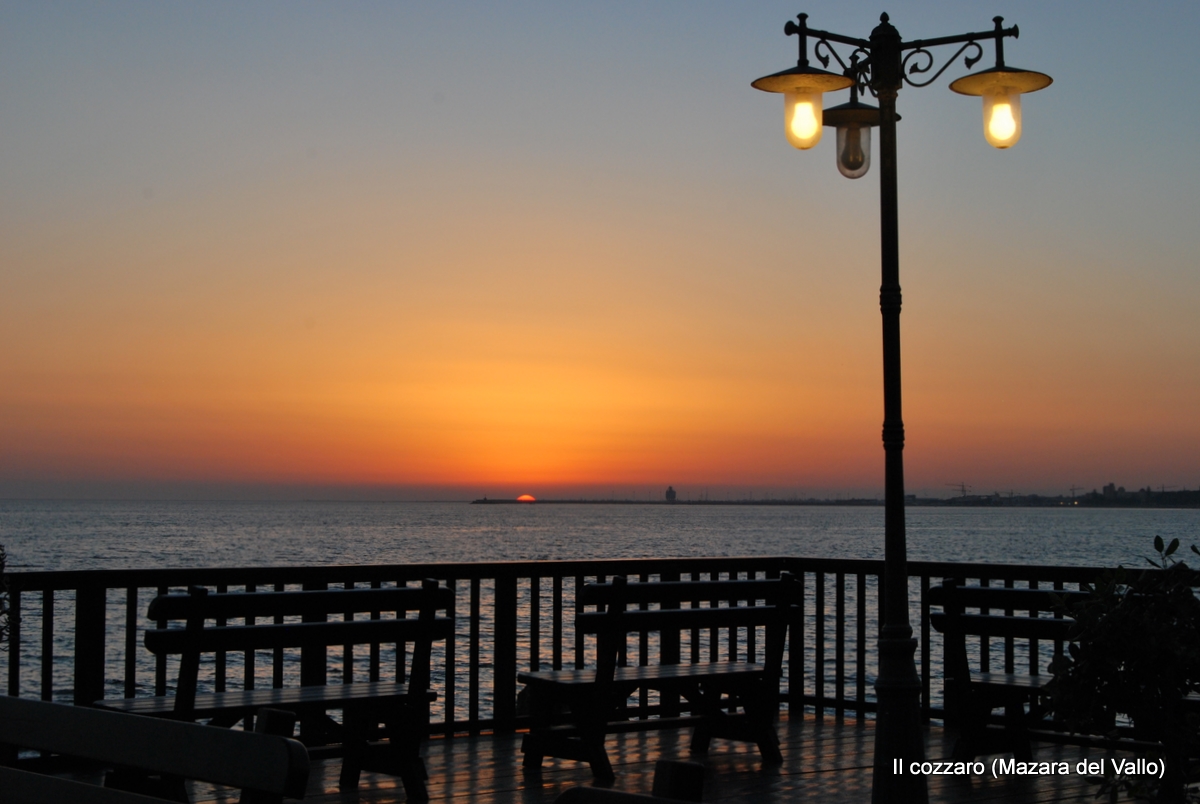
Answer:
[
  {"xmin": 519, "ymin": 573, "xmax": 798, "ymax": 779},
  {"xmin": 0, "ymin": 694, "xmax": 308, "ymax": 803},
  {"xmin": 928, "ymin": 579, "xmax": 1086, "ymax": 761},
  {"xmin": 95, "ymin": 580, "xmax": 454, "ymax": 800}
]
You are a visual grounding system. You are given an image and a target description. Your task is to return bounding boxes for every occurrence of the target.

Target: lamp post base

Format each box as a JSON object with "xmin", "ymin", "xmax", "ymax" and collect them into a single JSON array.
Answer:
[{"xmin": 871, "ymin": 627, "xmax": 928, "ymax": 804}]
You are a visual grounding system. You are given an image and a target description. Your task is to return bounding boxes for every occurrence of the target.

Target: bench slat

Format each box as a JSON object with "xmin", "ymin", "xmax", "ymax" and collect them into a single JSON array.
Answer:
[
  {"xmin": 972, "ymin": 672, "xmax": 1055, "ymax": 691},
  {"xmin": 149, "ymin": 585, "xmax": 454, "ymax": 620},
  {"xmin": 577, "ymin": 605, "xmax": 784, "ymax": 634},
  {"xmin": 929, "ymin": 612, "xmax": 1073, "ymax": 640},
  {"xmin": 0, "ymin": 696, "xmax": 308, "ymax": 798},
  {"xmin": 145, "ymin": 616, "xmax": 453, "ymax": 654},
  {"xmin": 521, "ymin": 661, "xmax": 767, "ymax": 687},
  {"xmin": 96, "ymin": 679, "xmax": 435, "ymax": 717},
  {"xmin": 927, "ymin": 584, "xmax": 1089, "ymax": 611},
  {"xmin": 579, "ymin": 579, "xmax": 790, "ymax": 607},
  {"xmin": 0, "ymin": 766, "xmax": 173, "ymax": 804}
]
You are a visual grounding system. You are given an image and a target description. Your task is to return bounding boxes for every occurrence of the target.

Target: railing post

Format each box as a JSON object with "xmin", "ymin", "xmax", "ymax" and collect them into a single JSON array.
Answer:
[
  {"xmin": 73, "ymin": 585, "xmax": 107, "ymax": 706},
  {"xmin": 42, "ymin": 590, "xmax": 54, "ymax": 700},
  {"xmin": 789, "ymin": 570, "xmax": 805, "ymax": 717},
  {"xmin": 920, "ymin": 574, "xmax": 932, "ymax": 722},
  {"xmin": 7, "ymin": 584, "xmax": 21, "ymax": 697},
  {"xmin": 300, "ymin": 580, "xmax": 328, "ymax": 742},
  {"xmin": 300, "ymin": 580, "xmax": 329, "ymax": 687},
  {"xmin": 659, "ymin": 570, "xmax": 681, "ymax": 717},
  {"xmin": 469, "ymin": 577, "xmax": 482, "ymax": 734},
  {"xmin": 493, "ymin": 573, "xmax": 518, "ymax": 732},
  {"xmin": 123, "ymin": 587, "xmax": 138, "ymax": 698}
]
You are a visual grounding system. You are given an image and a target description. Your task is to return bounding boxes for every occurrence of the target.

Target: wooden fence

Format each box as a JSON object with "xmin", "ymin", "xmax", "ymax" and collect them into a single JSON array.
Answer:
[{"xmin": 1, "ymin": 557, "xmax": 1106, "ymax": 736}]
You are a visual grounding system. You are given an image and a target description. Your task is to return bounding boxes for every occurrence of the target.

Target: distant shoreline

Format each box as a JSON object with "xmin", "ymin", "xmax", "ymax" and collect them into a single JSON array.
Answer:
[
  {"xmin": 472, "ymin": 494, "xmax": 1200, "ymax": 509},
  {"xmin": 473, "ymin": 497, "xmax": 880, "ymax": 506}
]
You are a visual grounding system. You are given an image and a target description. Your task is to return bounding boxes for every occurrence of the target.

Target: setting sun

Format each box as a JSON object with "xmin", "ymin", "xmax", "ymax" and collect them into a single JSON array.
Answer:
[{"xmin": 517, "ymin": 494, "xmax": 537, "ymax": 503}]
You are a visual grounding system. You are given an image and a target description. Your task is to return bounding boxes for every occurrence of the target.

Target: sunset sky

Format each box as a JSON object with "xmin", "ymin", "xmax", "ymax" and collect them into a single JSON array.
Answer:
[{"xmin": 2, "ymin": 1, "xmax": 1198, "ymax": 500}]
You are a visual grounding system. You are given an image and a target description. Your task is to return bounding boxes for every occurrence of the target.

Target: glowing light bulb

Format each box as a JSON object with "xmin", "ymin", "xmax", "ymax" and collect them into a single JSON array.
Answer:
[
  {"xmin": 784, "ymin": 90, "xmax": 823, "ymax": 149},
  {"xmin": 982, "ymin": 90, "xmax": 1022, "ymax": 148},
  {"xmin": 791, "ymin": 102, "xmax": 819, "ymax": 140},
  {"xmin": 989, "ymin": 103, "xmax": 1016, "ymax": 141}
]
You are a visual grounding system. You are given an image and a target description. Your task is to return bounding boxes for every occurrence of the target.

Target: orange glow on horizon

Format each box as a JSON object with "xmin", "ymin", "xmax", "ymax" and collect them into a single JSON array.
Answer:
[
  {"xmin": 517, "ymin": 494, "xmax": 536, "ymax": 502},
  {"xmin": 1, "ymin": 126, "xmax": 1196, "ymax": 499}
]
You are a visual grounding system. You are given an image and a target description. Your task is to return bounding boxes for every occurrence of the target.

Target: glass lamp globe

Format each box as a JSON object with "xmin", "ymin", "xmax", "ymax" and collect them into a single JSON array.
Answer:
[
  {"xmin": 950, "ymin": 67, "xmax": 1051, "ymax": 149},
  {"xmin": 823, "ymin": 99, "xmax": 885, "ymax": 179},
  {"xmin": 784, "ymin": 91, "xmax": 823, "ymax": 149}
]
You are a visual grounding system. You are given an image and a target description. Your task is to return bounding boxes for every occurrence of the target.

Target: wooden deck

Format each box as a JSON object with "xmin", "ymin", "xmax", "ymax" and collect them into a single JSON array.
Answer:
[{"xmin": 179, "ymin": 715, "xmax": 1108, "ymax": 804}]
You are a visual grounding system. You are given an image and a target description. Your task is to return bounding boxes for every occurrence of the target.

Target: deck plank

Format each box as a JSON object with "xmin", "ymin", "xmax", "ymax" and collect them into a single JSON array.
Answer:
[{"xmin": 186, "ymin": 715, "xmax": 1110, "ymax": 804}]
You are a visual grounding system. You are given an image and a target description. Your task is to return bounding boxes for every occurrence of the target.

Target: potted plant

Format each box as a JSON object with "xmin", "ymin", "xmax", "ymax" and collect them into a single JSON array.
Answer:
[{"xmin": 1050, "ymin": 537, "xmax": 1200, "ymax": 803}]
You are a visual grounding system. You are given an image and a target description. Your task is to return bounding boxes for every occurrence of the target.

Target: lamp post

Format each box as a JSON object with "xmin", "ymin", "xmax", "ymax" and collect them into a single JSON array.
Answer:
[{"xmin": 753, "ymin": 13, "xmax": 1050, "ymax": 804}]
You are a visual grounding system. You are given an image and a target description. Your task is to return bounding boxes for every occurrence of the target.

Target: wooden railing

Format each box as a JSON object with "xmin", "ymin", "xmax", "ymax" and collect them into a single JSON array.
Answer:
[{"xmin": 0, "ymin": 557, "xmax": 1106, "ymax": 736}]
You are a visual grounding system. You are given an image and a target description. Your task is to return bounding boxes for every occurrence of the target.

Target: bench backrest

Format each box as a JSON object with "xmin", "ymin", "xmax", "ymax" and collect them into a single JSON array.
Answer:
[
  {"xmin": 145, "ymin": 579, "xmax": 454, "ymax": 716},
  {"xmin": 928, "ymin": 578, "xmax": 1081, "ymax": 685},
  {"xmin": 576, "ymin": 573, "xmax": 799, "ymax": 682},
  {"xmin": 0, "ymin": 695, "xmax": 309, "ymax": 801}
]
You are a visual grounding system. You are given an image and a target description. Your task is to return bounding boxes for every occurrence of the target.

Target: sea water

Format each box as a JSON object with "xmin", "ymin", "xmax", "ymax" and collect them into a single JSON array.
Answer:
[
  {"xmin": 1, "ymin": 500, "xmax": 1198, "ymax": 572},
  {"xmin": 2, "ymin": 501, "xmax": 1198, "ymax": 714}
]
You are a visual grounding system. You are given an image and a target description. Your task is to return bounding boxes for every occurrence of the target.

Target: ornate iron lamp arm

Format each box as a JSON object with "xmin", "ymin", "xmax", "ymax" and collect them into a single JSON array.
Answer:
[
  {"xmin": 786, "ymin": 15, "xmax": 1022, "ymax": 92},
  {"xmin": 902, "ymin": 42, "xmax": 983, "ymax": 88},
  {"xmin": 788, "ymin": 17, "xmax": 870, "ymax": 51},
  {"xmin": 899, "ymin": 18, "xmax": 1017, "ymax": 88},
  {"xmin": 899, "ymin": 17, "xmax": 1018, "ymax": 53}
]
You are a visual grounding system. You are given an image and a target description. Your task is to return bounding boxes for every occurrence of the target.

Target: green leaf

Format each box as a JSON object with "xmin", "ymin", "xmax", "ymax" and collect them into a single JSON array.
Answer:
[
  {"xmin": 1166, "ymin": 538, "xmax": 1180, "ymax": 557},
  {"xmin": 1154, "ymin": 535, "xmax": 1165, "ymax": 553}
]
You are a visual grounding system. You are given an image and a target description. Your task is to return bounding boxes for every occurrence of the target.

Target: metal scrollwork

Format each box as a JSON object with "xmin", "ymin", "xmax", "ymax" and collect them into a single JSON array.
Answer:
[
  {"xmin": 812, "ymin": 40, "xmax": 874, "ymax": 93},
  {"xmin": 813, "ymin": 38, "xmax": 846, "ymax": 72},
  {"xmin": 902, "ymin": 40, "xmax": 982, "ymax": 88},
  {"xmin": 847, "ymin": 48, "xmax": 873, "ymax": 94}
]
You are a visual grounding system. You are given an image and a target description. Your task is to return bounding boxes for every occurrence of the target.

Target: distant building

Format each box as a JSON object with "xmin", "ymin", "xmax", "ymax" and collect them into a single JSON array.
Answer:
[{"xmin": 665, "ymin": 486, "xmax": 677, "ymax": 503}]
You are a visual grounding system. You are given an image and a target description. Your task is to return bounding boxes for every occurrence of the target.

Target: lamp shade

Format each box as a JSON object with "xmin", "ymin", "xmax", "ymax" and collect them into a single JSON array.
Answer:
[
  {"xmin": 751, "ymin": 64, "xmax": 854, "ymax": 95},
  {"xmin": 753, "ymin": 65, "xmax": 853, "ymax": 151},
  {"xmin": 949, "ymin": 66, "xmax": 1052, "ymax": 149}
]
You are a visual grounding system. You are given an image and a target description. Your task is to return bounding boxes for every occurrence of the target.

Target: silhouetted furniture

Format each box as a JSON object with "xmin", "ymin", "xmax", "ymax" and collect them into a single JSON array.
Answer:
[
  {"xmin": 555, "ymin": 791, "xmax": 668, "ymax": 804},
  {"xmin": 647, "ymin": 759, "xmax": 704, "ymax": 801},
  {"xmin": 0, "ymin": 695, "xmax": 308, "ymax": 804},
  {"xmin": 520, "ymin": 573, "xmax": 798, "ymax": 779},
  {"xmin": 94, "ymin": 580, "xmax": 454, "ymax": 800},
  {"xmin": 553, "ymin": 759, "xmax": 705, "ymax": 804},
  {"xmin": 928, "ymin": 579, "xmax": 1083, "ymax": 761}
]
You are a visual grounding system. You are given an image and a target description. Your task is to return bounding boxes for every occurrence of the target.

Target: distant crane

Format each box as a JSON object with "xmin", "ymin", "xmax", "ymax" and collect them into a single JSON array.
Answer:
[
  {"xmin": 1069, "ymin": 485, "xmax": 1083, "ymax": 499},
  {"xmin": 945, "ymin": 482, "xmax": 972, "ymax": 497}
]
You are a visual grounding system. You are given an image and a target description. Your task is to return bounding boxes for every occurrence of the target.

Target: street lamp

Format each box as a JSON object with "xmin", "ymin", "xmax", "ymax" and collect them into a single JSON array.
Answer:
[
  {"xmin": 752, "ymin": 12, "xmax": 1050, "ymax": 804},
  {"xmin": 749, "ymin": 13, "xmax": 853, "ymax": 150}
]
